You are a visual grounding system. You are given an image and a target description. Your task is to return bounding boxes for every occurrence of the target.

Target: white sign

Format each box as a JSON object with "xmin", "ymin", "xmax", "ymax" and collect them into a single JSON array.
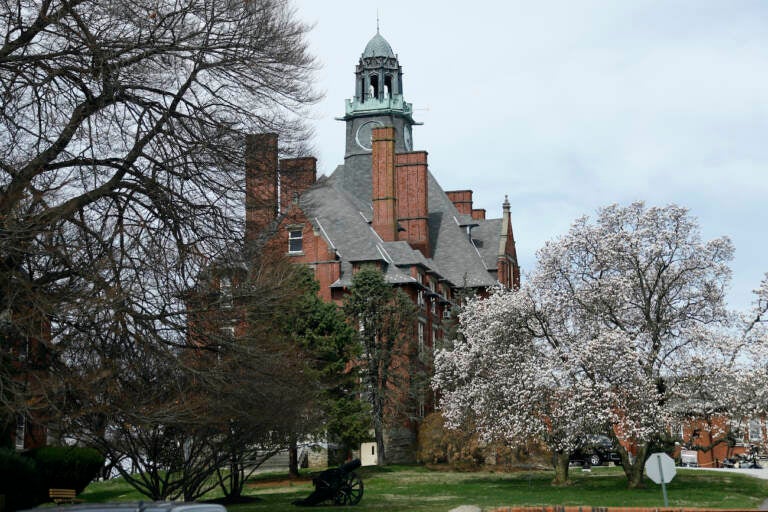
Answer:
[{"xmin": 645, "ymin": 452, "xmax": 676, "ymax": 484}]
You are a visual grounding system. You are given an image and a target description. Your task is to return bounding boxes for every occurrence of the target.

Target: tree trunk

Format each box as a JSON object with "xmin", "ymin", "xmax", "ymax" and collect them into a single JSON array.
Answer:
[
  {"xmin": 375, "ymin": 424, "xmax": 386, "ymax": 465},
  {"xmin": 289, "ymin": 439, "xmax": 299, "ymax": 477},
  {"xmin": 229, "ymin": 456, "xmax": 242, "ymax": 497},
  {"xmin": 551, "ymin": 450, "xmax": 571, "ymax": 486},
  {"xmin": 620, "ymin": 443, "xmax": 648, "ymax": 489}
]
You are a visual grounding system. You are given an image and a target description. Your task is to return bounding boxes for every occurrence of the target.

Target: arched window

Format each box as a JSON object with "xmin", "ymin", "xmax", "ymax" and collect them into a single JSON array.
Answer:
[
  {"xmin": 384, "ymin": 75, "xmax": 393, "ymax": 98},
  {"xmin": 369, "ymin": 74, "xmax": 379, "ymax": 99}
]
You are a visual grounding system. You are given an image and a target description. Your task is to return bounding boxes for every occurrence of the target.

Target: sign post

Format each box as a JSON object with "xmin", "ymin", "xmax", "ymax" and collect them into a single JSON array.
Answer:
[{"xmin": 644, "ymin": 452, "xmax": 676, "ymax": 507}]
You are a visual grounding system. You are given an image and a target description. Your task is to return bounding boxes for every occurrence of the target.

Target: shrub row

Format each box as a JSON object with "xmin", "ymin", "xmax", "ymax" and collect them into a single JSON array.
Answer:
[{"xmin": 0, "ymin": 446, "xmax": 104, "ymax": 511}]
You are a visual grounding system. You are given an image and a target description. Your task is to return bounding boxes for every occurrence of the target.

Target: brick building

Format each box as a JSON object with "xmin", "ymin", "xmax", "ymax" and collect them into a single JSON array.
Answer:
[
  {"xmin": 1, "ymin": 297, "xmax": 51, "ymax": 451},
  {"xmin": 238, "ymin": 30, "xmax": 521, "ymax": 462}
]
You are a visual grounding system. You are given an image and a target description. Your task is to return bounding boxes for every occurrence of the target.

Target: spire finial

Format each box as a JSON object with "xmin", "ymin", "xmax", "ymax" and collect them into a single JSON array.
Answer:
[{"xmin": 376, "ymin": 10, "xmax": 380, "ymax": 33}]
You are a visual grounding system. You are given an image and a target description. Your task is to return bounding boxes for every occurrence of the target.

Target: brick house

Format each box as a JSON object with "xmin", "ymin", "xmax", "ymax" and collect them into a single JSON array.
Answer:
[
  {"xmin": 673, "ymin": 416, "xmax": 767, "ymax": 467},
  {"xmin": 235, "ymin": 31, "xmax": 521, "ymax": 462},
  {"xmin": 1, "ymin": 297, "xmax": 51, "ymax": 450}
]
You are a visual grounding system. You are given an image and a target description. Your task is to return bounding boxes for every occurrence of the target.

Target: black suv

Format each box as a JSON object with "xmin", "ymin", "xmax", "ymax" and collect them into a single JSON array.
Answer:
[{"xmin": 569, "ymin": 435, "xmax": 622, "ymax": 467}]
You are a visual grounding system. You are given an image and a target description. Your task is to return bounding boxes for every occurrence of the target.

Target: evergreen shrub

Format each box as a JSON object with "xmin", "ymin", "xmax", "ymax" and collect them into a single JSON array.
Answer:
[
  {"xmin": 0, "ymin": 448, "xmax": 41, "ymax": 510},
  {"xmin": 25, "ymin": 446, "xmax": 105, "ymax": 494}
]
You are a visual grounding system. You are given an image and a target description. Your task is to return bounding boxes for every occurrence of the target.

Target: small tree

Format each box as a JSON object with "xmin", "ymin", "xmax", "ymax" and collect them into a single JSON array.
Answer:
[
  {"xmin": 344, "ymin": 267, "xmax": 416, "ymax": 465},
  {"xmin": 291, "ymin": 270, "xmax": 370, "ymax": 468}
]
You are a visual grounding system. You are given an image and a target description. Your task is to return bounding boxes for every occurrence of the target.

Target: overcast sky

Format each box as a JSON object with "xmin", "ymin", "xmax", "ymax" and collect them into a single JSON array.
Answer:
[{"xmin": 292, "ymin": 0, "xmax": 766, "ymax": 311}]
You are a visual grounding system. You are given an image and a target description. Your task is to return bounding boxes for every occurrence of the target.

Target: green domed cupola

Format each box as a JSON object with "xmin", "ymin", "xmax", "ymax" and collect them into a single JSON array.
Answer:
[
  {"xmin": 363, "ymin": 32, "xmax": 395, "ymax": 59},
  {"xmin": 339, "ymin": 29, "xmax": 420, "ymax": 159}
]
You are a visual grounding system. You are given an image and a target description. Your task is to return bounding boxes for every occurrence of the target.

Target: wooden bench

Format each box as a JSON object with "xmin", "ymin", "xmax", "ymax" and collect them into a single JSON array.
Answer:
[{"xmin": 49, "ymin": 488, "xmax": 80, "ymax": 504}]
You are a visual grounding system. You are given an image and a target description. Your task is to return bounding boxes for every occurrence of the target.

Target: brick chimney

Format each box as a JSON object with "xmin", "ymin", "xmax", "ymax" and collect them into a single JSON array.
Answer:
[
  {"xmin": 396, "ymin": 151, "xmax": 430, "ymax": 257},
  {"xmin": 371, "ymin": 126, "xmax": 398, "ymax": 242},
  {"xmin": 446, "ymin": 190, "xmax": 473, "ymax": 215},
  {"xmin": 471, "ymin": 208, "xmax": 486, "ymax": 220},
  {"xmin": 245, "ymin": 133, "xmax": 278, "ymax": 243},
  {"xmin": 279, "ymin": 157, "xmax": 316, "ymax": 213}
]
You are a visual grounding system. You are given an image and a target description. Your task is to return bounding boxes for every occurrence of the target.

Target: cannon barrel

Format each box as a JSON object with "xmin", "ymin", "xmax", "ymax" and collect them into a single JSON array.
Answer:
[{"xmin": 340, "ymin": 458, "xmax": 361, "ymax": 473}]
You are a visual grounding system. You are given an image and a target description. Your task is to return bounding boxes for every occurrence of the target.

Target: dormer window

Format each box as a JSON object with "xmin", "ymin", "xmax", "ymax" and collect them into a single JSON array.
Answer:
[{"xmin": 288, "ymin": 228, "xmax": 303, "ymax": 254}]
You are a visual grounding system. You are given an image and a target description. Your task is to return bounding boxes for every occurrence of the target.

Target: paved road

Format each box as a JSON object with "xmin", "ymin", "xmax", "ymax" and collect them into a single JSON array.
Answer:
[{"xmin": 685, "ymin": 466, "xmax": 768, "ymax": 480}]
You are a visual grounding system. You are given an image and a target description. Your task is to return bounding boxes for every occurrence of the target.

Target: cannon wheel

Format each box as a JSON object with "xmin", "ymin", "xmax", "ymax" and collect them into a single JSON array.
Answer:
[{"xmin": 334, "ymin": 471, "xmax": 364, "ymax": 506}]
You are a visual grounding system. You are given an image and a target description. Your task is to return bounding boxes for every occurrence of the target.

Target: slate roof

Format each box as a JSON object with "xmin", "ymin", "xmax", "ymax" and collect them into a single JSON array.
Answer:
[
  {"xmin": 298, "ymin": 158, "xmax": 500, "ymax": 291},
  {"xmin": 471, "ymin": 218, "xmax": 503, "ymax": 272},
  {"xmin": 363, "ymin": 32, "xmax": 395, "ymax": 59}
]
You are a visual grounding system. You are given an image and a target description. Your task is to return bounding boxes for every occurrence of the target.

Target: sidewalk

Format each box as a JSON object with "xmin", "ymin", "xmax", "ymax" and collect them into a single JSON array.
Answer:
[{"xmin": 684, "ymin": 466, "xmax": 768, "ymax": 480}]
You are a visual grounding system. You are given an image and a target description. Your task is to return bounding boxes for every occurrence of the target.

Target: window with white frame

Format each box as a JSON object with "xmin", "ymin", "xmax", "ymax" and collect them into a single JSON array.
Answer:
[
  {"xmin": 749, "ymin": 418, "xmax": 763, "ymax": 443},
  {"xmin": 15, "ymin": 415, "xmax": 25, "ymax": 450},
  {"xmin": 417, "ymin": 290, "xmax": 425, "ymax": 308},
  {"xmin": 417, "ymin": 321, "xmax": 425, "ymax": 359},
  {"xmin": 729, "ymin": 419, "xmax": 745, "ymax": 444},
  {"xmin": 288, "ymin": 229, "xmax": 303, "ymax": 253},
  {"xmin": 220, "ymin": 277, "xmax": 233, "ymax": 308}
]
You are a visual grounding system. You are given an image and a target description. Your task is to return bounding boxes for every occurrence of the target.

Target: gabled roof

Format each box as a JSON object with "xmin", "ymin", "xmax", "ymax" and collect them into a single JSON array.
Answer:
[
  {"xmin": 471, "ymin": 218, "xmax": 503, "ymax": 272},
  {"xmin": 298, "ymin": 160, "xmax": 499, "ymax": 290}
]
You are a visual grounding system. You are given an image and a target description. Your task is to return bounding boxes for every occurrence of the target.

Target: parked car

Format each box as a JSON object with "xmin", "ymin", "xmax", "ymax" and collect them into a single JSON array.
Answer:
[
  {"xmin": 20, "ymin": 503, "xmax": 227, "ymax": 512},
  {"xmin": 569, "ymin": 435, "xmax": 622, "ymax": 467}
]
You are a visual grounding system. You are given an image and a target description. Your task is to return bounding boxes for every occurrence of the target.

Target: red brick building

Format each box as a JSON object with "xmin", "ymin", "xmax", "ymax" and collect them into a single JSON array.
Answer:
[
  {"xmin": 235, "ymin": 31, "xmax": 521, "ymax": 462},
  {"xmin": 1, "ymin": 301, "xmax": 51, "ymax": 450}
]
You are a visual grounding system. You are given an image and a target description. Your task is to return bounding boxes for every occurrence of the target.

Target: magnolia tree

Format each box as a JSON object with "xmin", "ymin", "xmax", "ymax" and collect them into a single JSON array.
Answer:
[
  {"xmin": 435, "ymin": 202, "xmax": 737, "ymax": 488},
  {"xmin": 433, "ymin": 288, "xmax": 624, "ymax": 484},
  {"xmin": 724, "ymin": 274, "xmax": 768, "ymax": 421}
]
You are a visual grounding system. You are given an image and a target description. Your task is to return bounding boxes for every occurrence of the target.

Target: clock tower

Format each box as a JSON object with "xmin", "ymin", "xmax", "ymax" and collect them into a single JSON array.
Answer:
[{"xmin": 339, "ymin": 30, "xmax": 420, "ymax": 171}]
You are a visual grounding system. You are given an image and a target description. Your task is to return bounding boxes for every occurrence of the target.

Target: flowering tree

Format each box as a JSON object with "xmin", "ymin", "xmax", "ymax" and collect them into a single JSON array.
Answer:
[
  {"xmin": 724, "ymin": 274, "xmax": 768, "ymax": 422},
  {"xmin": 435, "ymin": 202, "xmax": 736, "ymax": 488},
  {"xmin": 433, "ymin": 288, "xmax": 618, "ymax": 484}
]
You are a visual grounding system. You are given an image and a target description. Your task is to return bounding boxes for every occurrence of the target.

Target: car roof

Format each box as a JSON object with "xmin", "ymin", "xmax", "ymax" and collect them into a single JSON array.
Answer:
[{"xmin": 20, "ymin": 503, "xmax": 227, "ymax": 512}]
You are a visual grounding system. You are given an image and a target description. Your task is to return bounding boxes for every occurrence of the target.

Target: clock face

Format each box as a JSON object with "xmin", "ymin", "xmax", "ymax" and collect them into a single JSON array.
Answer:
[
  {"xmin": 403, "ymin": 125, "xmax": 412, "ymax": 151},
  {"xmin": 355, "ymin": 120, "xmax": 384, "ymax": 151}
]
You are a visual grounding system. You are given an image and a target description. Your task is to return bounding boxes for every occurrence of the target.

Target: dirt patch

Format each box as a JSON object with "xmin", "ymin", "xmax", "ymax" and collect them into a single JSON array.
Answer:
[{"xmin": 248, "ymin": 478, "xmax": 311, "ymax": 488}]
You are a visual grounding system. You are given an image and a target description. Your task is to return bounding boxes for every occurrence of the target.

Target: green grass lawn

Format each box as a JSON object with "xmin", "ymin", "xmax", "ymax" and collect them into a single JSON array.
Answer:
[{"xmin": 79, "ymin": 466, "xmax": 768, "ymax": 512}]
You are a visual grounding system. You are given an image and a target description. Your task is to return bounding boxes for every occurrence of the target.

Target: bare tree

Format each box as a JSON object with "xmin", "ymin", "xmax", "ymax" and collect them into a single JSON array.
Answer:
[{"xmin": 0, "ymin": 0, "xmax": 318, "ymax": 434}]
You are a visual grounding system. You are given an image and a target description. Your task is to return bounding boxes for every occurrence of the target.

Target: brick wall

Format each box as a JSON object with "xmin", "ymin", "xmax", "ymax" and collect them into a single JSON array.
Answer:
[
  {"xmin": 245, "ymin": 133, "xmax": 278, "ymax": 242},
  {"xmin": 280, "ymin": 157, "xmax": 317, "ymax": 214},
  {"xmin": 372, "ymin": 126, "xmax": 398, "ymax": 242},
  {"xmin": 446, "ymin": 190, "xmax": 473, "ymax": 215},
  {"xmin": 395, "ymin": 151, "xmax": 429, "ymax": 257}
]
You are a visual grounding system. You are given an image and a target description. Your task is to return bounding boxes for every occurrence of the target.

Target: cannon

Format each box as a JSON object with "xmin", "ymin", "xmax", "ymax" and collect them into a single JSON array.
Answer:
[{"xmin": 292, "ymin": 459, "xmax": 364, "ymax": 506}]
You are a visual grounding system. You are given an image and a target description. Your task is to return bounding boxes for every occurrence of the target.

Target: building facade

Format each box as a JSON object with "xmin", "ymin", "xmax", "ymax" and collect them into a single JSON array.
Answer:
[{"xmin": 239, "ymin": 30, "xmax": 521, "ymax": 463}]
